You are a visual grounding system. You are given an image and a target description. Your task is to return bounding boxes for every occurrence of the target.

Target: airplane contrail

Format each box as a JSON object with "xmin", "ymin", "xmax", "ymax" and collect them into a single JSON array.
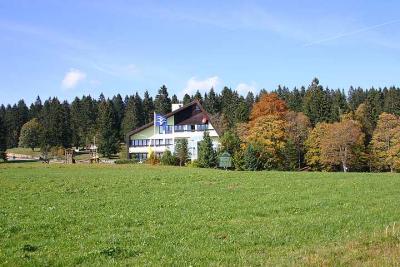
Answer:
[{"xmin": 304, "ymin": 19, "xmax": 400, "ymax": 47}]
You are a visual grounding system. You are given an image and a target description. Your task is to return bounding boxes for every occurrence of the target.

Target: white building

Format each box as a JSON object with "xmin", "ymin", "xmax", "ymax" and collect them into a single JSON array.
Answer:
[{"xmin": 126, "ymin": 100, "xmax": 220, "ymax": 161}]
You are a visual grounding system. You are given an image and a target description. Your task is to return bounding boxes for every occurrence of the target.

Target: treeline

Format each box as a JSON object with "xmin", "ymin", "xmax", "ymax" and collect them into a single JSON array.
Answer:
[{"xmin": 1, "ymin": 78, "xmax": 400, "ymax": 171}]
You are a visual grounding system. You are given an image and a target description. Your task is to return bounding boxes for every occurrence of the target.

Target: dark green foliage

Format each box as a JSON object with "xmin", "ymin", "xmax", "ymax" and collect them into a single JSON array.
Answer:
[
  {"xmin": 193, "ymin": 90, "xmax": 203, "ymax": 102},
  {"xmin": 122, "ymin": 95, "xmax": 144, "ymax": 135},
  {"xmin": 70, "ymin": 95, "xmax": 98, "ymax": 148},
  {"xmin": 348, "ymin": 86, "xmax": 366, "ymax": 111},
  {"xmin": 330, "ymin": 89, "xmax": 349, "ymax": 121},
  {"xmin": 154, "ymin": 85, "xmax": 171, "ymax": 114},
  {"xmin": 171, "ymin": 94, "xmax": 179, "ymax": 104},
  {"xmin": 142, "ymin": 90, "xmax": 155, "ymax": 124},
  {"xmin": 97, "ymin": 100, "xmax": 120, "ymax": 158},
  {"xmin": 0, "ymin": 115, "xmax": 7, "ymax": 161},
  {"xmin": 303, "ymin": 78, "xmax": 332, "ymax": 125},
  {"xmin": 220, "ymin": 87, "xmax": 248, "ymax": 127},
  {"xmin": 160, "ymin": 150, "xmax": 178, "ymax": 166},
  {"xmin": 182, "ymin": 94, "xmax": 192, "ymax": 105},
  {"xmin": 175, "ymin": 139, "xmax": 189, "ymax": 166},
  {"xmin": 282, "ymin": 139, "xmax": 298, "ymax": 171},
  {"xmin": 203, "ymin": 88, "xmax": 220, "ymax": 114},
  {"xmin": 243, "ymin": 143, "xmax": 265, "ymax": 171},
  {"xmin": 112, "ymin": 94, "xmax": 125, "ymax": 140},
  {"xmin": 220, "ymin": 130, "xmax": 241, "ymax": 155},
  {"xmin": 29, "ymin": 96, "xmax": 42, "ymax": 119},
  {"xmin": 198, "ymin": 131, "xmax": 217, "ymax": 168},
  {"xmin": 40, "ymin": 98, "xmax": 69, "ymax": 148},
  {"xmin": 383, "ymin": 87, "xmax": 400, "ymax": 116}
]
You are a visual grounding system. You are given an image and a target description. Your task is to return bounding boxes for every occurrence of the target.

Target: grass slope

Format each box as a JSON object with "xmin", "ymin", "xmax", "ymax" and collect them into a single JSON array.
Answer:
[{"xmin": 0, "ymin": 163, "xmax": 399, "ymax": 266}]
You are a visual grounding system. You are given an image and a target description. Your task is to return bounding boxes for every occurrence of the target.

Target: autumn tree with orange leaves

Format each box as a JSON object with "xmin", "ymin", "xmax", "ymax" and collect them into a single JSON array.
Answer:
[
  {"xmin": 320, "ymin": 120, "xmax": 365, "ymax": 172},
  {"xmin": 244, "ymin": 93, "xmax": 289, "ymax": 169}
]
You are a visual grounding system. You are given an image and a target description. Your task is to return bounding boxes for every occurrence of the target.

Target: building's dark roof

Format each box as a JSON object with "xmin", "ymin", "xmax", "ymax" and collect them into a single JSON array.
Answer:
[{"xmin": 125, "ymin": 100, "xmax": 221, "ymax": 140}]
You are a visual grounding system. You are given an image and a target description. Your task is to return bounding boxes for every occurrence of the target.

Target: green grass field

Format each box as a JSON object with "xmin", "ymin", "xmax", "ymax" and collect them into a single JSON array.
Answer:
[{"xmin": 1, "ymin": 163, "xmax": 400, "ymax": 266}]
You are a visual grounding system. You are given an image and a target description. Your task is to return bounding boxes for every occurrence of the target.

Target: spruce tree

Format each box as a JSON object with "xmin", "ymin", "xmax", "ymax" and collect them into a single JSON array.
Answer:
[
  {"xmin": 171, "ymin": 94, "xmax": 179, "ymax": 104},
  {"xmin": 303, "ymin": 78, "xmax": 332, "ymax": 125},
  {"xmin": 29, "ymin": 96, "xmax": 43, "ymax": 119},
  {"xmin": 112, "ymin": 94, "xmax": 125, "ymax": 140},
  {"xmin": 183, "ymin": 94, "xmax": 192, "ymax": 105},
  {"xmin": 198, "ymin": 131, "xmax": 217, "ymax": 168},
  {"xmin": 174, "ymin": 139, "xmax": 189, "ymax": 166},
  {"xmin": 70, "ymin": 97, "xmax": 82, "ymax": 147},
  {"xmin": 154, "ymin": 85, "xmax": 172, "ymax": 114},
  {"xmin": 203, "ymin": 87, "xmax": 220, "ymax": 114},
  {"xmin": 98, "ymin": 100, "xmax": 120, "ymax": 158},
  {"xmin": 0, "ymin": 115, "xmax": 7, "ymax": 161},
  {"xmin": 143, "ymin": 90, "xmax": 155, "ymax": 124},
  {"xmin": 122, "ymin": 95, "xmax": 141, "ymax": 135},
  {"xmin": 193, "ymin": 90, "xmax": 203, "ymax": 102}
]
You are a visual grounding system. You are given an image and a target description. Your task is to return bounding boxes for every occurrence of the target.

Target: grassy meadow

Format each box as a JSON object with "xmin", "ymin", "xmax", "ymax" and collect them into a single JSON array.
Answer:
[{"xmin": 1, "ymin": 163, "xmax": 400, "ymax": 266}]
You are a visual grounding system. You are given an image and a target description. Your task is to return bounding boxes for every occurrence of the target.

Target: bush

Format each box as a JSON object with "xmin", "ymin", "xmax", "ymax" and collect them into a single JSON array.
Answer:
[
  {"xmin": 160, "ymin": 150, "xmax": 178, "ymax": 166},
  {"xmin": 115, "ymin": 159, "xmax": 138, "ymax": 164},
  {"xmin": 146, "ymin": 151, "xmax": 159, "ymax": 165},
  {"xmin": 243, "ymin": 143, "xmax": 265, "ymax": 171},
  {"xmin": 187, "ymin": 160, "xmax": 199, "ymax": 168}
]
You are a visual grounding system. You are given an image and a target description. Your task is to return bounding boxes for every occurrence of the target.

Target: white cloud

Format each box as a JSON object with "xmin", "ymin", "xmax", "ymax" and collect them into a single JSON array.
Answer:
[
  {"xmin": 182, "ymin": 76, "xmax": 220, "ymax": 97},
  {"xmin": 235, "ymin": 82, "xmax": 257, "ymax": 95},
  {"xmin": 62, "ymin": 69, "xmax": 86, "ymax": 89}
]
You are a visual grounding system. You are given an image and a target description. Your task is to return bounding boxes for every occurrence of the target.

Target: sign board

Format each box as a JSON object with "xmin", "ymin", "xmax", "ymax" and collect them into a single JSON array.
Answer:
[{"xmin": 219, "ymin": 151, "xmax": 232, "ymax": 169}]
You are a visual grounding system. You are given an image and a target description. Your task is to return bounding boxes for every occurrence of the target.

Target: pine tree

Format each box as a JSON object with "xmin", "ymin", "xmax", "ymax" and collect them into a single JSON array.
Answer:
[
  {"xmin": 174, "ymin": 139, "xmax": 189, "ymax": 166},
  {"xmin": 0, "ymin": 115, "xmax": 7, "ymax": 161},
  {"xmin": 112, "ymin": 94, "xmax": 125, "ymax": 140},
  {"xmin": 348, "ymin": 86, "xmax": 366, "ymax": 111},
  {"xmin": 122, "ymin": 95, "xmax": 142, "ymax": 135},
  {"xmin": 171, "ymin": 94, "xmax": 179, "ymax": 104},
  {"xmin": 203, "ymin": 87, "xmax": 220, "ymax": 114},
  {"xmin": 70, "ymin": 97, "xmax": 82, "ymax": 147},
  {"xmin": 98, "ymin": 100, "xmax": 120, "ymax": 158},
  {"xmin": 183, "ymin": 94, "xmax": 192, "ymax": 105},
  {"xmin": 243, "ymin": 143, "xmax": 265, "ymax": 171},
  {"xmin": 142, "ymin": 90, "xmax": 155, "ymax": 124},
  {"xmin": 303, "ymin": 78, "xmax": 332, "ymax": 125},
  {"xmin": 383, "ymin": 87, "xmax": 400, "ymax": 116},
  {"xmin": 154, "ymin": 85, "xmax": 172, "ymax": 114},
  {"xmin": 61, "ymin": 100, "xmax": 72, "ymax": 148},
  {"xmin": 198, "ymin": 131, "xmax": 217, "ymax": 168},
  {"xmin": 29, "ymin": 96, "xmax": 43, "ymax": 119},
  {"xmin": 193, "ymin": 90, "xmax": 203, "ymax": 102},
  {"xmin": 245, "ymin": 91, "xmax": 255, "ymax": 112},
  {"xmin": 40, "ymin": 98, "xmax": 65, "ymax": 148}
]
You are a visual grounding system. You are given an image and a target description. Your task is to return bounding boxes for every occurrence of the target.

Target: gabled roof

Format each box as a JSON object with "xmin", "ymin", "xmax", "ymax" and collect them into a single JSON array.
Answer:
[{"xmin": 125, "ymin": 100, "xmax": 221, "ymax": 139}]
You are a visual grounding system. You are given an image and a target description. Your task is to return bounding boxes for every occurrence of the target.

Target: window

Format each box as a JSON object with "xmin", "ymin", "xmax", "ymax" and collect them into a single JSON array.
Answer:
[
  {"xmin": 131, "ymin": 139, "xmax": 150, "ymax": 147},
  {"xmin": 159, "ymin": 125, "xmax": 173, "ymax": 134},
  {"xmin": 154, "ymin": 139, "xmax": 164, "ymax": 146},
  {"xmin": 191, "ymin": 125, "xmax": 195, "ymax": 132},
  {"xmin": 197, "ymin": 124, "xmax": 208, "ymax": 131},
  {"xmin": 174, "ymin": 125, "xmax": 185, "ymax": 132},
  {"xmin": 165, "ymin": 139, "xmax": 173, "ymax": 145},
  {"xmin": 133, "ymin": 153, "xmax": 148, "ymax": 161}
]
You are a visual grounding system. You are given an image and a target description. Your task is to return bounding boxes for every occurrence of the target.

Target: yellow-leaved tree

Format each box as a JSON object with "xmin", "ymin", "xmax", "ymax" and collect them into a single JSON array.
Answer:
[
  {"xmin": 370, "ymin": 113, "xmax": 400, "ymax": 172},
  {"xmin": 245, "ymin": 93, "xmax": 288, "ymax": 169}
]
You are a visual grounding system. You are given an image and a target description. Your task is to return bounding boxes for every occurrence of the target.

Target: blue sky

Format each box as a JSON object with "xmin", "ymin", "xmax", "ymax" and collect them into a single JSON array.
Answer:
[{"xmin": 1, "ymin": 0, "xmax": 400, "ymax": 105}]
